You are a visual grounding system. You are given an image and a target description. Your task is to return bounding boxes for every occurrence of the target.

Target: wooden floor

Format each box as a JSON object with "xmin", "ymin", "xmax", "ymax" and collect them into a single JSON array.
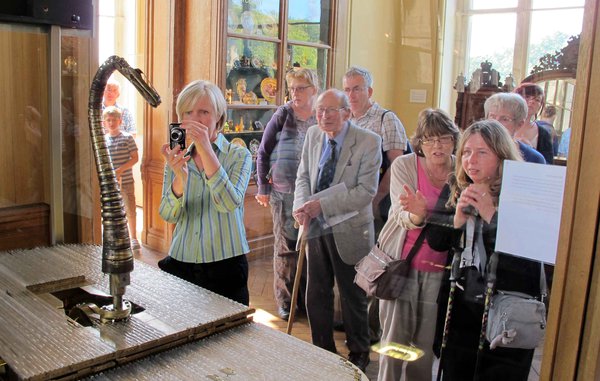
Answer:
[{"xmin": 134, "ymin": 245, "xmax": 380, "ymax": 380}]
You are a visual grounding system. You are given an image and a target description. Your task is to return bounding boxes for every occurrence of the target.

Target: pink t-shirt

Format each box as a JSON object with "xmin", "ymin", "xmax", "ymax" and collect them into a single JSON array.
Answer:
[{"xmin": 400, "ymin": 157, "xmax": 448, "ymax": 273}]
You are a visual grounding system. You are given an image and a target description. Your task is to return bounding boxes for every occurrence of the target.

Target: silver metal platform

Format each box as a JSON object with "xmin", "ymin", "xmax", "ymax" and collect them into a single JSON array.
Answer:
[{"xmin": 0, "ymin": 245, "xmax": 365, "ymax": 380}]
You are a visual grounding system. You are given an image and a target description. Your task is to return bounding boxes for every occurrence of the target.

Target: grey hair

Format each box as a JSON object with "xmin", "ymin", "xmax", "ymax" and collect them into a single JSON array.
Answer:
[
  {"xmin": 484, "ymin": 92, "xmax": 528, "ymax": 123},
  {"xmin": 343, "ymin": 66, "xmax": 373, "ymax": 88},
  {"xmin": 316, "ymin": 88, "xmax": 350, "ymax": 110}
]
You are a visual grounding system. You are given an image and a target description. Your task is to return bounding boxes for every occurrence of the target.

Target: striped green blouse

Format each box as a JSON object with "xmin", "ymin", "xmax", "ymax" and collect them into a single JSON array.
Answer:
[{"xmin": 159, "ymin": 133, "xmax": 252, "ymax": 263}]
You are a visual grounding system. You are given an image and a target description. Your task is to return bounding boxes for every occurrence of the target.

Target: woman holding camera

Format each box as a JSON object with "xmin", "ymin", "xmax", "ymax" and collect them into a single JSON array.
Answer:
[{"xmin": 158, "ymin": 80, "xmax": 252, "ymax": 305}]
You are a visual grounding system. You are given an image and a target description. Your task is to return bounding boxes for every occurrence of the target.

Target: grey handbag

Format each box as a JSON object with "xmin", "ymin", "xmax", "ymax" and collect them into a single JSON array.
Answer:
[{"xmin": 486, "ymin": 263, "xmax": 547, "ymax": 349}]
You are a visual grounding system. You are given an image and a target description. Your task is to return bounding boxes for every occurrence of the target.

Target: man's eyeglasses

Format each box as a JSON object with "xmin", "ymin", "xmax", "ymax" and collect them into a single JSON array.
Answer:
[
  {"xmin": 316, "ymin": 107, "xmax": 344, "ymax": 116},
  {"xmin": 421, "ymin": 135, "xmax": 454, "ymax": 146},
  {"xmin": 289, "ymin": 85, "xmax": 312, "ymax": 93},
  {"xmin": 343, "ymin": 86, "xmax": 367, "ymax": 94}
]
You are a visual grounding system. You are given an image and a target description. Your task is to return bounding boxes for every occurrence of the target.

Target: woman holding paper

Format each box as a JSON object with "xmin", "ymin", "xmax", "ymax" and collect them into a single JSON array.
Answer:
[
  {"xmin": 429, "ymin": 120, "xmax": 545, "ymax": 381},
  {"xmin": 377, "ymin": 109, "xmax": 459, "ymax": 381}
]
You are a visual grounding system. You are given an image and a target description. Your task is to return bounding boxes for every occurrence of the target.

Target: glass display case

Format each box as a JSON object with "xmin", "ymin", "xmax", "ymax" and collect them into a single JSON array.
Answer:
[{"xmin": 222, "ymin": 0, "xmax": 333, "ymax": 164}]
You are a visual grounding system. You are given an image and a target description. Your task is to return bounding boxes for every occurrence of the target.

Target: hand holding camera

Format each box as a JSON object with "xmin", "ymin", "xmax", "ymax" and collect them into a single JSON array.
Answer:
[{"xmin": 169, "ymin": 123, "xmax": 186, "ymax": 150}]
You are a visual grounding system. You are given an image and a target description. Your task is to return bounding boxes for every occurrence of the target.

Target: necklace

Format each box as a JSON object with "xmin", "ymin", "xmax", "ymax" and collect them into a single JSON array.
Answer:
[{"xmin": 424, "ymin": 158, "xmax": 452, "ymax": 184}]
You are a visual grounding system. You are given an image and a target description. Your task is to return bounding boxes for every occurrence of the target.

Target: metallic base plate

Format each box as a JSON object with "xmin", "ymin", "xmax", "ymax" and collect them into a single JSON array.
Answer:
[{"xmin": 0, "ymin": 245, "xmax": 366, "ymax": 380}]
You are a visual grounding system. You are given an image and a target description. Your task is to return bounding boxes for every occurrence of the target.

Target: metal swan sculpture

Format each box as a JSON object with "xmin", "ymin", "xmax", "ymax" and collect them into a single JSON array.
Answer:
[{"xmin": 88, "ymin": 55, "xmax": 161, "ymax": 321}]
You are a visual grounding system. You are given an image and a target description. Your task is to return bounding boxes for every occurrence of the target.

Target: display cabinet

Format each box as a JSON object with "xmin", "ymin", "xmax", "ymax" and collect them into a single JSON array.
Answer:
[
  {"xmin": 218, "ymin": 0, "xmax": 337, "ymax": 255},
  {"xmin": 220, "ymin": 0, "xmax": 335, "ymax": 150}
]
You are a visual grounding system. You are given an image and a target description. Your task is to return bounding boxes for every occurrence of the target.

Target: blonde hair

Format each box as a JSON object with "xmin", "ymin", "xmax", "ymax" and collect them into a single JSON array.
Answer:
[
  {"xmin": 286, "ymin": 68, "xmax": 320, "ymax": 90},
  {"xmin": 176, "ymin": 80, "xmax": 227, "ymax": 132},
  {"xmin": 449, "ymin": 119, "xmax": 522, "ymax": 207},
  {"xmin": 102, "ymin": 105, "xmax": 123, "ymax": 119}
]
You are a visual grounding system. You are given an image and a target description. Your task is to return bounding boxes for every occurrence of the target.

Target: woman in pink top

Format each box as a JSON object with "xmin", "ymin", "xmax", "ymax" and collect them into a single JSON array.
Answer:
[{"xmin": 377, "ymin": 109, "xmax": 459, "ymax": 381}]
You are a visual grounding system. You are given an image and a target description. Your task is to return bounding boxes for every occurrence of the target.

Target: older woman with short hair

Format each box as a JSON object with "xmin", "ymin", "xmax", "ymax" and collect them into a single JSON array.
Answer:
[
  {"xmin": 378, "ymin": 109, "xmax": 459, "ymax": 381},
  {"xmin": 255, "ymin": 68, "xmax": 320, "ymax": 320},
  {"xmin": 158, "ymin": 79, "xmax": 252, "ymax": 305},
  {"xmin": 513, "ymin": 82, "xmax": 554, "ymax": 163},
  {"xmin": 484, "ymin": 92, "xmax": 545, "ymax": 164}
]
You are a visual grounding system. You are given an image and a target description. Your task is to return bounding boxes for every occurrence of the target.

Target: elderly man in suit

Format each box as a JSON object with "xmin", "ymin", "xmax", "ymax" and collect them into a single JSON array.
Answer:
[{"xmin": 293, "ymin": 89, "xmax": 382, "ymax": 372}]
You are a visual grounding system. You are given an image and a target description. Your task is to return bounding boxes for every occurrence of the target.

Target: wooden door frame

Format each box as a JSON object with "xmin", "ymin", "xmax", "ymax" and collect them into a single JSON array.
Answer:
[{"xmin": 541, "ymin": 0, "xmax": 600, "ymax": 378}]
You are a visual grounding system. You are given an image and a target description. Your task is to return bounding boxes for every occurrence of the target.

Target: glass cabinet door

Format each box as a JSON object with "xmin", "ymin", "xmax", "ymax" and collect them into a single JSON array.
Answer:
[{"xmin": 221, "ymin": 0, "xmax": 334, "ymax": 179}]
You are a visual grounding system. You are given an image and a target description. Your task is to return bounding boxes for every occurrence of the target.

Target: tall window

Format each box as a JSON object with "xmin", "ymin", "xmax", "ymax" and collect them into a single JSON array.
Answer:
[
  {"xmin": 222, "ymin": 0, "xmax": 333, "ymax": 136},
  {"xmin": 448, "ymin": 0, "xmax": 584, "ymax": 134},
  {"xmin": 464, "ymin": 0, "xmax": 584, "ymax": 80}
]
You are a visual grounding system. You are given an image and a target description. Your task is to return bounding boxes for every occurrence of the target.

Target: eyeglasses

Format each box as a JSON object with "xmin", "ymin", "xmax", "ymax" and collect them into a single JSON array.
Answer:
[
  {"xmin": 421, "ymin": 135, "xmax": 454, "ymax": 146},
  {"xmin": 343, "ymin": 85, "xmax": 367, "ymax": 94},
  {"xmin": 289, "ymin": 85, "xmax": 312, "ymax": 93},
  {"xmin": 488, "ymin": 115, "xmax": 515, "ymax": 124},
  {"xmin": 316, "ymin": 107, "xmax": 344, "ymax": 116}
]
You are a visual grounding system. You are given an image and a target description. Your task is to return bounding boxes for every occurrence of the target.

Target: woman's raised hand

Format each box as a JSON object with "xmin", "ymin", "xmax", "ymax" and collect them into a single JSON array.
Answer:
[{"xmin": 399, "ymin": 184, "xmax": 427, "ymax": 225}]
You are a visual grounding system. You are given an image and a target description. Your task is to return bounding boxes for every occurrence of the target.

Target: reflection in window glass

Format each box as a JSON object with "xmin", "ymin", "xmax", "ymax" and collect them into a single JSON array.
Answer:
[
  {"xmin": 540, "ymin": 80, "xmax": 575, "ymax": 134},
  {"xmin": 288, "ymin": 0, "xmax": 331, "ymax": 44},
  {"xmin": 528, "ymin": 9, "xmax": 583, "ymax": 74},
  {"xmin": 472, "ymin": 0, "xmax": 517, "ymax": 10},
  {"xmin": 225, "ymin": 38, "xmax": 279, "ymax": 104},
  {"xmin": 467, "ymin": 13, "xmax": 516, "ymax": 78},
  {"xmin": 532, "ymin": 0, "xmax": 584, "ymax": 9},
  {"xmin": 228, "ymin": 0, "xmax": 279, "ymax": 38}
]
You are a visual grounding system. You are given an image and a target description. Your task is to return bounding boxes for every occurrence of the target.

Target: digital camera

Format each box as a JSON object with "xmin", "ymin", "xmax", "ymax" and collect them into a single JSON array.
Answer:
[{"xmin": 169, "ymin": 123, "xmax": 185, "ymax": 150}]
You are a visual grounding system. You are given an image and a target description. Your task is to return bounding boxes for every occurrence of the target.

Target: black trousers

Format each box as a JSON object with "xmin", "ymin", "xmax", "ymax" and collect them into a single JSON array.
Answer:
[{"xmin": 158, "ymin": 255, "xmax": 249, "ymax": 305}]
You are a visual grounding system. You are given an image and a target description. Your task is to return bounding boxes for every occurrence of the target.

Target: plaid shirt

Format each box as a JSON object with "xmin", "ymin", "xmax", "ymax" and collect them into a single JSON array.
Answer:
[{"xmin": 351, "ymin": 102, "xmax": 407, "ymax": 153}]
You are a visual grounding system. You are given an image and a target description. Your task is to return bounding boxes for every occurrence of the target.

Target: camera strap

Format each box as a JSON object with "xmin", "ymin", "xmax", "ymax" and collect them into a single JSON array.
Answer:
[{"xmin": 460, "ymin": 216, "xmax": 486, "ymax": 274}]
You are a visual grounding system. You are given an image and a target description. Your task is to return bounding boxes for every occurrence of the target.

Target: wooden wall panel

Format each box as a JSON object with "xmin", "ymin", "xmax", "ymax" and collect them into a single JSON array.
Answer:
[
  {"xmin": 142, "ymin": 0, "xmax": 176, "ymax": 252},
  {"xmin": 0, "ymin": 25, "xmax": 50, "ymax": 208},
  {"xmin": 142, "ymin": 0, "xmax": 221, "ymax": 253}
]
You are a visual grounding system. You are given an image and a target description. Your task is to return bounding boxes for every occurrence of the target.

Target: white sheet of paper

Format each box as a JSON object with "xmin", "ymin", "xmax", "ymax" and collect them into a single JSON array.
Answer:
[
  {"xmin": 495, "ymin": 160, "xmax": 566, "ymax": 264},
  {"xmin": 309, "ymin": 182, "xmax": 359, "ymax": 229}
]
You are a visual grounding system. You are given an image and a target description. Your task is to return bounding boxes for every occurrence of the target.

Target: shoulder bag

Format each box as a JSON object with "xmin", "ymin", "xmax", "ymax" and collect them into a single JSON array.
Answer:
[
  {"xmin": 486, "ymin": 262, "xmax": 547, "ymax": 349},
  {"xmin": 354, "ymin": 226, "xmax": 427, "ymax": 300}
]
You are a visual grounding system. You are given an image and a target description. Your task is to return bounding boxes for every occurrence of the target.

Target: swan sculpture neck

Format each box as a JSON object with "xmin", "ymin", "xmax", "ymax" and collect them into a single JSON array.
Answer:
[{"xmin": 88, "ymin": 55, "xmax": 161, "ymax": 320}]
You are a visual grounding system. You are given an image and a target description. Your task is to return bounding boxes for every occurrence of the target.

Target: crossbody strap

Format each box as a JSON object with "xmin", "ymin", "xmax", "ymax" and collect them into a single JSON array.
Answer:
[{"xmin": 404, "ymin": 225, "xmax": 429, "ymax": 265}]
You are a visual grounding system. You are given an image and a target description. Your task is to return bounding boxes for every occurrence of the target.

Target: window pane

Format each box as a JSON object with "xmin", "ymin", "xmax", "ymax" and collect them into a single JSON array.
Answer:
[
  {"xmin": 527, "ymin": 9, "xmax": 584, "ymax": 74},
  {"xmin": 467, "ymin": 13, "xmax": 516, "ymax": 80},
  {"xmin": 288, "ymin": 0, "xmax": 331, "ymax": 44},
  {"xmin": 228, "ymin": 0, "xmax": 279, "ymax": 38},
  {"xmin": 472, "ymin": 0, "xmax": 517, "ymax": 10},
  {"xmin": 226, "ymin": 38, "xmax": 279, "ymax": 104},
  {"xmin": 287, "ymin": 44, "xmax": 328, "ymax": 90},
  {"xmin": 532, "ymin": 0, "xmax": 584, "ymax": 9}
]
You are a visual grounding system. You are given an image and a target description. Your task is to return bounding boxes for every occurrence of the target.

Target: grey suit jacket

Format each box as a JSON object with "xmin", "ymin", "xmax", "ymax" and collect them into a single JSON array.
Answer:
[{"xmin": 294, "ymin": 121, "xmax": 382, "ymax": 265}]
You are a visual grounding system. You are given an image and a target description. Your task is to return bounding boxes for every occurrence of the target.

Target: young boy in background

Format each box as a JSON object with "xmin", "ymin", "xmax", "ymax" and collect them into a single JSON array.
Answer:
[{"xmin": 103, "ymin": 106, "xmax": 140, "ymax": 250}]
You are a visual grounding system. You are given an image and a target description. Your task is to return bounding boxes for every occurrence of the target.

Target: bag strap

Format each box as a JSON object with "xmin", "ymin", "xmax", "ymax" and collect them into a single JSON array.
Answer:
[
  {"xmin": 404, "ymin": 225, "xmax": 429, "ymax": 265},
  {"xmin": 381, "ymin": 109, "xmax": 391, "ymax": 125},
  {"xmin": 540, "ymin": 262, "xmax": 548, "ymax": 302}
]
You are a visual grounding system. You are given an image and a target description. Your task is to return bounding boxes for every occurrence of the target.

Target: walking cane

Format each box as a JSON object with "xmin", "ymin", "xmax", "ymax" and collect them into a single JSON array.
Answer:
[
  {"xmin": 287, "ymin": 221, "xmax": 308, "ymax": 335},
  {"xmin": 473, "ymin": 251, "xmax": 499, "ymax": 380},
  {"xmin": 436, "ymin": 250, "xmax": 461, "ymax": 381}
]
